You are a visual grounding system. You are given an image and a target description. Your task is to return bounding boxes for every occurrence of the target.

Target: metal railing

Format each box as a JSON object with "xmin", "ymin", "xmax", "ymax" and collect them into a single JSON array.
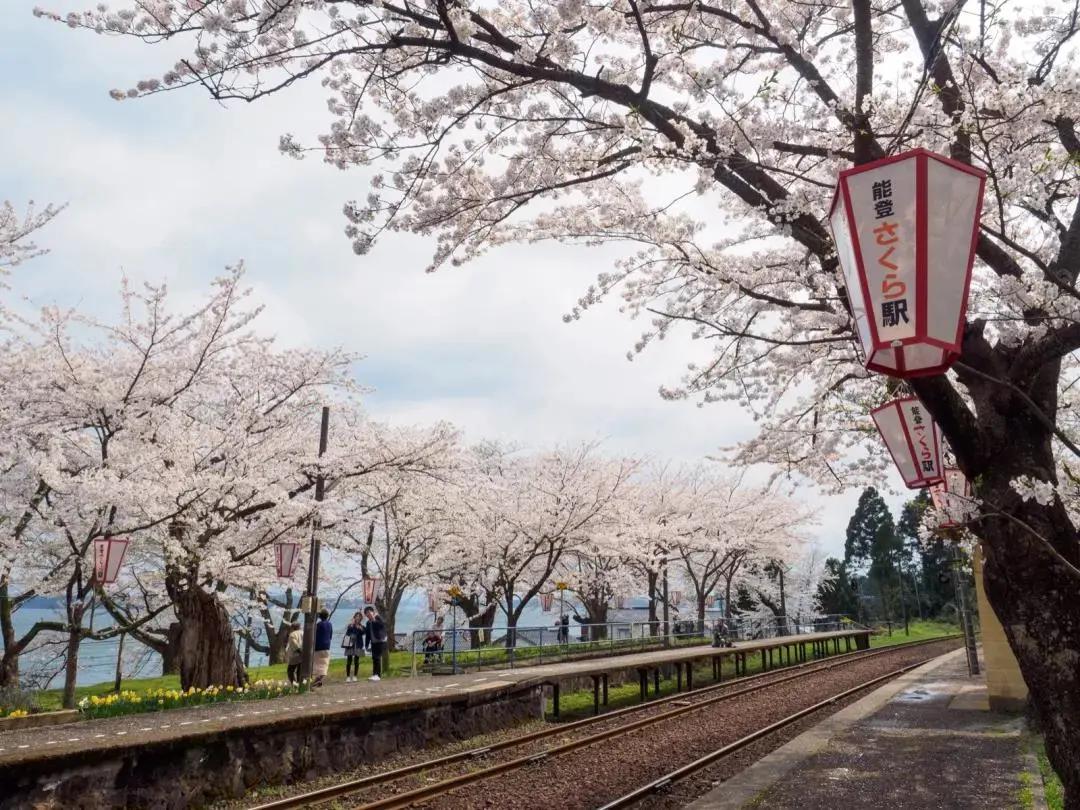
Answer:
[{"xmin": 408, "ymin": 614, "xmax": 862, "ymax": 675}]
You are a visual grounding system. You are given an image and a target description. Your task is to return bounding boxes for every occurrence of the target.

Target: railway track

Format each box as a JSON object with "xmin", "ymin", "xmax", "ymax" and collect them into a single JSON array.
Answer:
[{"xmin": 248, "ymin": 635, "xmax": 959, "ymax": 810}]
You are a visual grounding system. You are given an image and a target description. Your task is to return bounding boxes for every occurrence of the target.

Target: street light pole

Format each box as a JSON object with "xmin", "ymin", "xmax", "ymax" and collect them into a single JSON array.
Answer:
[{"xmin": 300, "ymin": 406, "xmax": 330, "ymax": 682}]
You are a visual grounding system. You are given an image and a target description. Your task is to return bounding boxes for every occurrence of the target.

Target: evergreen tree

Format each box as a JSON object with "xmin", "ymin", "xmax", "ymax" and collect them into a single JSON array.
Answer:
[{"xmin": 815, "ymin": 558, "xmax": 859, "ymax": 617}]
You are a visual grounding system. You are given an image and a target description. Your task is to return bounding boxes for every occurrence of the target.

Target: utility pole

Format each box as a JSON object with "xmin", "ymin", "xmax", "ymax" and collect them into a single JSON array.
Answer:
[
  {"xmin": 300, "ymin": 406, "xmax": 330, "ymax": 682},
  {"xmin": 662, "ymin": 566, "xmax": 670, "ymax": 647},
  {"xmin": 951, "ymin": 542, "xmax": 980, "ymax": 676},
  {"xmin": 777, "ymin": 563, "xmax": 788, "ymax": 636}
]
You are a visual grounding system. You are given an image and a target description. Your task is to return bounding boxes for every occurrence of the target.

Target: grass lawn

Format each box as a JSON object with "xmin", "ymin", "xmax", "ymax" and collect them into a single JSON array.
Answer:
[{"xmin": 868, "ymin": 619, "xmax": 961, "ymax": 647}]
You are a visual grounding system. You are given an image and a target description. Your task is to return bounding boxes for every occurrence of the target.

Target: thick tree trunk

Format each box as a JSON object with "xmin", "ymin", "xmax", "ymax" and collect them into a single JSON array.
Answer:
[
  {"xmin": 167, "ymin": 579, "xmax": 245, "ymax": 690},
  {"xmin": 160, "ymin": 622, "xmax": 182, "ymax": 675},
  {"xmin": 265, "ymin": 621, "xmax": 291, "ymax": 666},
  {"xmin": 977, "ymin": 474, "xmax": 1080, "ymax": 809}
]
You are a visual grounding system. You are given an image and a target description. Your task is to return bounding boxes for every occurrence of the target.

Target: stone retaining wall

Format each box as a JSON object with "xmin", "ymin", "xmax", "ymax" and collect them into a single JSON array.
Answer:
[{"xmin": 1, "ymin": 685, "xmax": 542, "ymax": 809}]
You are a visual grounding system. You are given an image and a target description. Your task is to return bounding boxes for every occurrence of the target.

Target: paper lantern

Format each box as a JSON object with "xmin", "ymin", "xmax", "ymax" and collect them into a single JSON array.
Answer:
[
  {"xmin": 539, "ymin": 592, "xmax": 555, "ymax": 612},
  {"xmin": 613, "ymin": 594, "xmax": 626, "ymax": 610},
  {"xmin": 428, "ymin": 589, "xmax": 440, "ymax": 614},
  {"xmin": 671, "ymin": 590, "xmax": 684, "ymax": 606},
  {"xmin": 931, "ymin": 467, "xmax": 973, "ymax": 528},
  {"xmin": 362, "ymin": 577, "xmax": 382, "ymax": 604},
  {"xmin": 829, "ymin": 149, "xmax": 985, "ymax": 377},
  {"xmin": 871, "ymin": 396, "xmax": 945, "ymax": 488},
  {"xmin": 274, "ymin": 541, "xmax": 301, "ymax": 579},
  {"xmin": 93, "ymin": 537, "xmax": 129, "ymax": 585}
]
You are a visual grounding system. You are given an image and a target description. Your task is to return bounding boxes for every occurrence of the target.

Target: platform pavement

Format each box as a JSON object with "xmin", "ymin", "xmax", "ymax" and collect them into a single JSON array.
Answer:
[
  {"xmin": 0, "ymin": 629, "xmax": 864, "ymax": 769},
  {"xmin": 684, "ymin": 647, "xmax": 1045, "ymax": 810}
]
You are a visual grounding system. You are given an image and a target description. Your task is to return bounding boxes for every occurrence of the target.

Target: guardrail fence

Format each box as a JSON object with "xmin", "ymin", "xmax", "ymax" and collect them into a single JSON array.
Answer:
[{"xmin": 409, "ymin": 613, "xmax": 864, "ymax": 675}]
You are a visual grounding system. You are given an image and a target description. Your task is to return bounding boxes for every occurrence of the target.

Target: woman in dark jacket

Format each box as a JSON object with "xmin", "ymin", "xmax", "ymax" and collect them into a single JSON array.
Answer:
[
  {"xmin": 343, "ymin": 612, "xmax": 366, "ymax": 682},
  {"xmin": 313, "ymin": 609, "xmax": 333, "ymax": 686}
]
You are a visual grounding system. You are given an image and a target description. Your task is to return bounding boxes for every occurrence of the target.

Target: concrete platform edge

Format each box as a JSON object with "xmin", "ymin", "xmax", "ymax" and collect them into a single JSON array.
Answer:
[{"xmin": 683, "ymin": 647, "xmax": 967, "ymax": 810}]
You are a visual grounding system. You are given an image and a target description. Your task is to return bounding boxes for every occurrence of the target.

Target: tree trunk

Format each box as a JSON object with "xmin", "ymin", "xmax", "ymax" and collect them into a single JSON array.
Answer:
[
  {"xmin": 647, "ymin": 571, "xmax": 659, "ymax": 635},
  {"xmin": 697, "ymin": 593, "xmax": 706, "ymax": 626},
  {"xmin": 266, "ymin": 621, "xmax": 292, "ymax": 665},
  {"xmin": 62, "ymin": 624, "xmax": 81, "ymax": 709},
  {"xmin": 167, "ymin": 578, "xmax": 245, "ymax": 690},
  {"xmin": 977, "ymin": 473, "xmax": 1080, "ymax": 808},
  {"xmin": 160, "ymin": 622, "xmax": 182, "ymax": 675},
  {"xmin": 465, "ymin": 598, "xmax": 496, "ymax": 648},
  {"xmin": 0, "ymin": 582, "xmax": 18, "ymax": 688}
]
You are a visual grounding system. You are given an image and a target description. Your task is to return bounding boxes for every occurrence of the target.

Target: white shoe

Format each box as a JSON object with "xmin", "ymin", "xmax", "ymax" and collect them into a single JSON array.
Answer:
[
  {"xmin": 345, "ymin": 676, "xmax": 352, "ymax": 682},
  {"xmin": 368, "ymin": 674, "xmax": 381, "ymax": 681}
]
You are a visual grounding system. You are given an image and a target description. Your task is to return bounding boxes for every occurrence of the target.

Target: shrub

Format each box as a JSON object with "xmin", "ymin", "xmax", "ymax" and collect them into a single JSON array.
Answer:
[{"xmin": 0, "ymin": 686, "xmax": 40, "ymax": 718}]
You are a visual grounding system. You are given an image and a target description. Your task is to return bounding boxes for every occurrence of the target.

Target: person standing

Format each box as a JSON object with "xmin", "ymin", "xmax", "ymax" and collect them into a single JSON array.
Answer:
[
  {"xmin": 285, "ymin": 621, "xmax": 303, "ymax": 685},
  {"xmin": 313, "ymin": 609, "xmax": 333, "ymax": 686},
  {"xmin": 343, "ymin": 612, "xmax": 366, "ymax": 682},
  {"xmin": 364, "ymin": 605, "xmax": 388, "ymax": 681}
]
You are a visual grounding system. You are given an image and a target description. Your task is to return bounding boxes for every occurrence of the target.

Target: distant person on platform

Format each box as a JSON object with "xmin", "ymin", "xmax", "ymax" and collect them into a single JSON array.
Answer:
[
  {"xmin": 559, "ymin": 614, "xmax": 570, "ymax": 644},
  {"xmin": 285, "ymin": 621, "xmax": 303, "ymax": 684},
  {"xmin": 572, "ymin": 610, "xmax": 591, "ymax": 642},
  {"xmin": 343, "ymin": 612, "xmax": 366, "ymax": 682},
  {"xmin": 313, "ymin": 609, "xmax": 333, "ymax": 686},
  {"xmin": 364, "ymin": 605, "xmax": 388, "ymax": 681}
]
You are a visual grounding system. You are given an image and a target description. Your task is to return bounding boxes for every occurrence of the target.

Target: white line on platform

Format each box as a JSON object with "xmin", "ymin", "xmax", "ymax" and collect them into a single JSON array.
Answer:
[
  {"xmin": 115, "ymin": 732, "xmax": 126, "ymax": 736},
  {"xmin": 18, "ymin": 744, "xmax": 28, "ymax": 749}
]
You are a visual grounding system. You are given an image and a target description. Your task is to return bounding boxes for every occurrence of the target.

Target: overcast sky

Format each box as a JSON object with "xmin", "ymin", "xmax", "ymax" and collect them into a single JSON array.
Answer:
[{"xmin": 2, "ymin": 5, "xmax": 911, "ymax": 561}]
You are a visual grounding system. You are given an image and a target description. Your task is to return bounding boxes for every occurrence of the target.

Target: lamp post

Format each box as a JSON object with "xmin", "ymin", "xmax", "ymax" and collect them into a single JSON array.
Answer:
[
  {"xmin": 300, "ymin": 406, "xmax": 330, "ymax": 682},
  {"xmin": 447, "ymin": 585, "xmax": 463, "ymax": 674}
]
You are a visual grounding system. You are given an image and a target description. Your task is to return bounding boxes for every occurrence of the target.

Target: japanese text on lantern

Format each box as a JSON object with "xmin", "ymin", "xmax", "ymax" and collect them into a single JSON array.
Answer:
[
  {"xmin": 909, "ymin": 404, "xmax": 935, "ymax": 473},
  {"xmin": 872, "ymin": 179, "xmax": 908, "ymax": 329}
]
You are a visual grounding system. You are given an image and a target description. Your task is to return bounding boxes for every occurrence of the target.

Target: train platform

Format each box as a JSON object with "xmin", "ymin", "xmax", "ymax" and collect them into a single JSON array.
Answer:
[
  {"xmin": 684, "ymin": 647, "xmax": 1045, "ymax": 810},
  {"xmin": 0, "ymin": 628, "xmax": 868, "ymax": 808}
]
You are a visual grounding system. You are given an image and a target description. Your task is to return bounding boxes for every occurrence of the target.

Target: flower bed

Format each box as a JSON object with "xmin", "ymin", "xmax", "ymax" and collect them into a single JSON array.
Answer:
[
  {"xmin": 0, "ymin": 708, "xmax": 29, "ymax": 719},
  {"xmin": 78, "ymin": 679, "xmax": 307, "ymax": 719}
]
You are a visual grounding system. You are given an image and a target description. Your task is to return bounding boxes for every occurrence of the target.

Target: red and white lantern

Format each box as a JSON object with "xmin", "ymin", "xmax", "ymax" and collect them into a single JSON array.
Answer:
[
  {"xmin": 428, "ymin": 589, "xmax": 441, "ymax": 614},
  {"xmin": 931, "ymin": 468, "xmax": 973, "ymax": 529},
  {"xmin": 539, "ymin": 592, "xmax": 555, "ymax": 612},
  {"xmin": 671, "ymin": 590, "xmax": 684, "ymax": 607},
  {"xmin": 871, "ymin": 396, "xmax": 945, "ymax": 488},
  {"xmin": 705, "ymin": 595, "xmax": 717, "ymax": 609},
  {"xmin": 93, "ymin": 537, "xmax": 129, "ymax": 585},
  {"xmin": 613, "ymin": 594, "xmax": 627, "ymax": 610},
  {"xmin": 829, "ymin": 149, "xmax": 985, "ymax": 377},
  {"xmin": 362, "ymin": 577, "xmax": 382, "ymax": 605},
  {"xmin": 274, "ymin": 541, "xmax": 301, "ymax": 579}
]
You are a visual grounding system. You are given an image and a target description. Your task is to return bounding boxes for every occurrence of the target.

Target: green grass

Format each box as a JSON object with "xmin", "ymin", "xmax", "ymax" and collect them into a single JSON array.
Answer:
[
  {"xmin": 1035, "ymin": 738, "xmax": 1065, "ymax": 810},
  {"xmin": 867, "ymin": 619, "xmax": 960, "ymax": 648}
]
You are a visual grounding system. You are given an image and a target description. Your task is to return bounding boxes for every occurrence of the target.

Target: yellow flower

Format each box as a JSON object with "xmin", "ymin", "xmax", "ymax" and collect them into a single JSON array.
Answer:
[{"xmin": 6, "ymin": 709, "xmax": 28, "ymax": 718}]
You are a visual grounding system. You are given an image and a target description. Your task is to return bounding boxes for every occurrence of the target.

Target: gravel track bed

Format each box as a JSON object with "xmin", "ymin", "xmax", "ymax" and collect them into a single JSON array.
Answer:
[
  {"xmin": 260, "ymin": 644, "xmax": 919, "ymax": 807},
  {"xmin": 218, "ymin": 646, "xmax": 883, "ymax": 808},
  {"xmin": 414, "ymin": 639, "xmax": 960, "ymax": 810}
]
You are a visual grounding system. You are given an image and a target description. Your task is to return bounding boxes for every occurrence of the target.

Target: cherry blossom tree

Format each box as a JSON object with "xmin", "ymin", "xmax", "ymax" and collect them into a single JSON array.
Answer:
[
  {"xmin": 0, "ymin": 199, "xmax": 62, "ymax": 274},
  {"xmin": 43, "ymin": 0, "xmax": 1080, "ymax": 796}
]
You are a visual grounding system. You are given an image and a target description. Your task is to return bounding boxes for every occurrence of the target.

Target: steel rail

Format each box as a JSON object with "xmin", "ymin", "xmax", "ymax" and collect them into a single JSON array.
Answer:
[
  {"xmin": 595, "ymin": 657, "xmax": 936, "ymax": 809},
  {"xmin": 247, "ymin": 635, "xmax": 958, "ymax": 810}
]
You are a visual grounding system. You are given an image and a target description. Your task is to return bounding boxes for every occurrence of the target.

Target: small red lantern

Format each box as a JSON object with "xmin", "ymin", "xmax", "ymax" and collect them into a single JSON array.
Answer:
[
  {"xmin": 829, "ymin": 149, "xmax": 985, "ymax": 377},
  {"xmin": 871, "ymin": 396, "xmax": 945, "ymax": 488},
  {"xmin": 671, "ymin": 590, "xmax": 684, "ymax": 606},
  {"xmin": 427, "ymin": 590, "xmax": 440, "ymax": 613},
  {"xmin": 539, "ymin": 592, "xmax": 555, "ymax": 612},
  {"xmin": 362, "ymin": 577, "xmax": 382, "ymax": 605},
  {"xmin": 931, "ymin": 468, "xmax": 973, "ymax": 529},
  {"xmin": 93, "ymin": 537, "xmax": 129, "ymax": 585},
  {"xmin": 274, "ymin": 541, "xmax": 301, "ymax": 579},
  {"xmin": 705, "ymin": 595, "xmax": 717, "ymax": 609},
  {"xmin": 613, "ymin": 594, "xmax": 626, "ymax": 610}
]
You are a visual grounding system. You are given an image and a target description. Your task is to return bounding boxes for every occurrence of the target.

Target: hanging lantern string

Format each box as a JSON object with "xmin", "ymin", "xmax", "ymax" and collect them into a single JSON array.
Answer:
[{"xmin": 886, "ymin": 0, "xmax": 968, "ymax": 156}]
